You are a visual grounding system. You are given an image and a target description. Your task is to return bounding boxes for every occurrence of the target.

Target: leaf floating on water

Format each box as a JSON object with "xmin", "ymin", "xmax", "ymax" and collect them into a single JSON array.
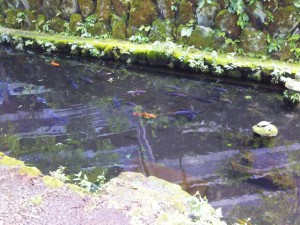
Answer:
[{"xmin": 50, "ymin": 60, "xmax": 60, "ymax": 67}]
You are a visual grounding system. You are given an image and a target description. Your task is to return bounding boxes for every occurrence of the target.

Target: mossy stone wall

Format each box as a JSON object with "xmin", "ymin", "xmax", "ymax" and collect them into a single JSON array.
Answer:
[{"xmin": 1, "ymin": 0, "xmax": 300, "ymax": 61}]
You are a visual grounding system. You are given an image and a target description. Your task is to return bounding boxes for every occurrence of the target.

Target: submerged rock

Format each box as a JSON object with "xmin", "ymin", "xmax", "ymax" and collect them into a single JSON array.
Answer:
[
  {"xmin": 252, "ymin": 121, "xmax": 278, "ymax": 137},
  {"xmin": 230, "ymin": 159, "xmax": 295, "ymax": 189}
]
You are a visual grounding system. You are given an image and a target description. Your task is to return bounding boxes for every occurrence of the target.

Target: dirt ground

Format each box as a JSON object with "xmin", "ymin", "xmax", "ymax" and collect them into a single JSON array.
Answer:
[{"xmin": 0, "ymin": 166, "xmax": 131, "ymax": 225}]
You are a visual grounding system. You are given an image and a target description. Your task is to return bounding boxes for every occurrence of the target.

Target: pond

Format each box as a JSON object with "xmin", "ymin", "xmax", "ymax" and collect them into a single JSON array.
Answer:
[{"xmin": 1, "ymin": 45, "xmax": 300, "ymax": 224}]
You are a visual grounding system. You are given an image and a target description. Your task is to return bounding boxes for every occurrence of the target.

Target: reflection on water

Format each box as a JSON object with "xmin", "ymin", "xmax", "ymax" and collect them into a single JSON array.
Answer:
[{"xmin": 1, "ymin": 46, "xmax": 300, "ymax": 224}]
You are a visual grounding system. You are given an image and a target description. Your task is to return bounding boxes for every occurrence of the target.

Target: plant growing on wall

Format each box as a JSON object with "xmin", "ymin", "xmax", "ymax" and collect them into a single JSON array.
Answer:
[
  {"xmin": 267, "ymin": 35, "xmax": 282, "ymax": 53},
  {"xmin": 228, "ymin": 0, "xmax": 249, "ymax": 29}
]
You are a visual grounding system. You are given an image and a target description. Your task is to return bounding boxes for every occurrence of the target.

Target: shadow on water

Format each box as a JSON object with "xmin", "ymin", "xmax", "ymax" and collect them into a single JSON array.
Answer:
[{"xmin": 1, "ymin": 46, "xmax": 300, "ymax": 224}]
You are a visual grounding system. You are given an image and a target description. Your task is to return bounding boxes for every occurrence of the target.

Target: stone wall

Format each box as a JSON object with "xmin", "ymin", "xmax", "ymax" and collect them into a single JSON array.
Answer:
[{"xmin": 0, "ymin": 0, "xmax": 300, "ymax": 61}]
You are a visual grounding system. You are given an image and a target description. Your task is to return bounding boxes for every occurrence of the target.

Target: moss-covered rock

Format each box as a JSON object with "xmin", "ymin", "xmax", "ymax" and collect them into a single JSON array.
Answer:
[
  {"xmin": 279, "ymin": 0, "xmax": 294, "ymax": 7},
  {"xmin": 49, "ymin": 17, "xmax": 66, "ymax": 33},
  {"xmin": 240, "ymin": 27, "xmax": 267, "ymax": 54},
  {"xmin": 111, "ymin": 15, "xmax": 126, "ymax": 39},
  {"xmin": 70, "ymin": 13, "xmax": 82, "ymax": 33},
  {"xmin": 42, "ymin": 175, "xmax": 64, "ymax": 188},
  {"xmin": 36, "ymin": 14, "xmax": 46, "ymax": 30},
  {"xmin": 24, "ymin": 10, "xmax": 37, "ymax": 30},
  {"xmin": 245, "ymin": 1, "xmax": 266, "ymax": 31},
  {"xmin": 189, "ymin": 25, "xmax": 215, "ymax": 49},
  {"xmin": 28, "ymin": 0, "xmax": 43, "ymax": 12},
  {"xmin": 0, "ymin": 155, "xmax": 25, "ymax": 167},
  {"xmin": 0, "ymin": 15, "xmax": 4, "ymax": 26},
  {"xmin": 88, "ymin": 21, "xmax": 109, "ymax": 36},
  {"xmin": 96, "ymin": 0, "xmax": 112, "ymax": 23},
  {"xmin": 146, "ymin": 50, "xmax": 169, "ymax": 65},
  {"xmin": 215, "ymin": 9, "xmax": 241, "ymax": 39},
  {"xmin": 61, "ymin": 0, "xmax": 79, "ymax": 19},
  {"xmin": 267, "ymin": 6, "xmax": 300, "ymax": 38},
  {"xmin": 176, "ymin": 0, "xmax": 194, "ymax": 25},
  {"xmin": 175, "ymin": 24, "xmax": 189, "ymax": 44},
  {"xmin": 195, "ymin": 2, "xmax": 220, "ymax": 27},
  {"xmin": 111, "ymin": 0, "xmax": 129, "ymax": 18},
  {"xmin": 128, "ymin": 0, "xmax": 157, "ymax": 28},
  {"xmin": 215, "ymin": 0, "xmax": 229, "ymax": 9},
  {"xmin": 78, "ymin": 0, "xmax": 96, "ymax": 18},
  {"xmin": 148, "ymin": 19, "xmax": 175, "ymax": 42},
  {"xmin": 271, "ymin": 41, "xmax": 293, "ymax": 61},
  {"xmin": 42, "ymin": 0, "xmax": 61, "ymax": 18},
  {"xmin": 263, "ymin": 0, "xmax": 278, "ymax": 10},
  {"xmin": 0, "ymin": 1, "xmax": 9, "ymax": 16},
  {"xmin": 156, "ymin": 0, "xmax": 174, "ymax": 20},
  {"xmin": 18, "ymin": 166, "xmax": 42, "ymax": 177},
  {"xmin": 5, "ymin": 9, "xmax": 22, "ymax": 29}
]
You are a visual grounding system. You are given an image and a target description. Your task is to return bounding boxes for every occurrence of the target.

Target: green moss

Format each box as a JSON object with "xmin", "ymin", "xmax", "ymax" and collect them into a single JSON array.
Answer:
[
  {"xmin": 112, "ymin": 0, "xmax": 129, "ymax": 18},
  {"xmin": 18, "ymin": 166, "xmax": 42, "ymax": 177},
  {"xmin": 177, "ymin": 0, "xmax": 194, "ymax": 25},
  {"xmin": 42, "ymin": 176, "xmax": 64, "ymax": 189},
  {"xmin": 36, "ymin": 14, "xmax": 46, "ymax": 31},
  {"xmin": 49, "ymin": 18, "xmax": 66, "ymax": 33},
  {"xmin": 78, "ymin": 0, "xmax": 96, "ymax": 18},
  {"xmin": 146, "ymin": 50, "xmax": 169, "ymax": 65},
  {"xmin": 88, "ymin": 21, "xmax": 109, "ymax": 36},
  {"xmin": 70, "ymin": 13, "xmax": 83, "ymax": 33},
  {"xmin": 111, "ymin": 15, "xmax": 126, "ymax": 39},
  {"xmin": 0, "ymin": 155, "xmax": 25, "ymax": 167},
  {"xmin": 189, "ymin": 26, "xmax": 215, "ymax": 49},
  {"xmin": 149, "ymin": 19, "xmax": 175, "ymax": 42},
  {"xmin": 96, "ymin": 0, "xmax": 112, "ymax": 23},
  {"xmin": 24, "ymin": 10, "xmax": 37, "ymax": 31},
  {"xmin": 128, "ymin": 0, "xmax": 157, "ymax": 28},
  {"xmin": 5, "ymin": 9, "xmax": 22, "ymax": 29},
  {"xmin": 27, "ymin": 0, "xmax": 43, "ymax": 11}
]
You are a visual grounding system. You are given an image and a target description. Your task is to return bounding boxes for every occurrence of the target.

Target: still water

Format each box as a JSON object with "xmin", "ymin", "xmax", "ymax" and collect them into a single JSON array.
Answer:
[{"xmin": 1, "ymin": 46, "xmax": 300, "ymax": 224}]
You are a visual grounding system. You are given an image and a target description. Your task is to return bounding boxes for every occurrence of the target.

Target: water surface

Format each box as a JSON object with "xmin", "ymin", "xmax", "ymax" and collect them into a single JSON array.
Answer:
[{"xmin": 1, "ymin": 46, "xmax": 300, "ymax": 224}]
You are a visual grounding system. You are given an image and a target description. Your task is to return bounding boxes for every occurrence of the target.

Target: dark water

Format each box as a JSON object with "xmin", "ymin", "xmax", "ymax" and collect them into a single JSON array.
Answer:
[{"xmin": 1, "ymin": 46, "xmax": 300, "ymax": 224}]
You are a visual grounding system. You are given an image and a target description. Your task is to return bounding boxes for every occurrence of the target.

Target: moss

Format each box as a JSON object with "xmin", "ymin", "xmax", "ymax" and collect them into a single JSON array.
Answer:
[
  {"xmin": 215, "ymin": 9, "xmax": 241, "ymax": 39},
  {"xmin": 0, "ymin": 155, "xmax": 25, "ymax": 167},
  {"xmin": 132, "ymin": 49, "xmax": 147, "ymax": 64},
  {"xmin": 5, "ymin": 9, "xmax": 22, "ymax": 29},
  {"xmin": 146, "ymin": 50, "xmax": 170, "ymax": 65},
  {"xmin": 188, "ymin": 26, "xmax": 215, "ymax": 49},
  {"xmin": 18, "ymin": 166, "xmax": 42, "ymax": 177},
  {"xmin": 24, "ymin": 10, "xmax": 37, "ymax": 31},
  {"xmin": 177, "ymin": 0, "xmax": 194, "ymax": 25},
  {"xmin": 149, "ymin": 19, "xmax": 175, "ymax": 42},
  {"xmin": 42, "ymin": 176, "xmax": 64, "ymax": 188},
  {"xmin": 27, "ymin": 0, "xmax": 43, "ymax": 12},
  {"xmin": 49, "ymin": 17, "xmax": 66, "ymax": 33},
  {"xmin": 70, "ymin": 13, "xmax": 83, "ymax": 33},
  {"xmin": 0, "ymin": 15, "xmax": 4, "ymax": 26},
  {"xmin": 111, "ymin": 15, "xmax": 126, "ymax": 39},
  {"xmin": 78, "ymin": 0, "xmax": 96, "ymax": 18},
  {"xmin": 88, "ymin": 21, "xmax": 110, "ymax": 36},
  {"xmin": 112, "ymin": 0, "xmax": 129, "ymax": 18},
  {"xmin": 96, "ymin": 0, "xmax": 112, "ymax": 23},
  {"xmin": 36, "ymin": 14, "xmax": 46, "ymax": 31},
  {"xmin": 128, "ymin": 0, "xmax": 157, "ymax": 28},
  {"xmin": 267, "ymin": 6, "xmax": 300, "ymax": 38},
  {"xmin": 240, "ymin": 27, "xmax": 267, "ymax": 54}
]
